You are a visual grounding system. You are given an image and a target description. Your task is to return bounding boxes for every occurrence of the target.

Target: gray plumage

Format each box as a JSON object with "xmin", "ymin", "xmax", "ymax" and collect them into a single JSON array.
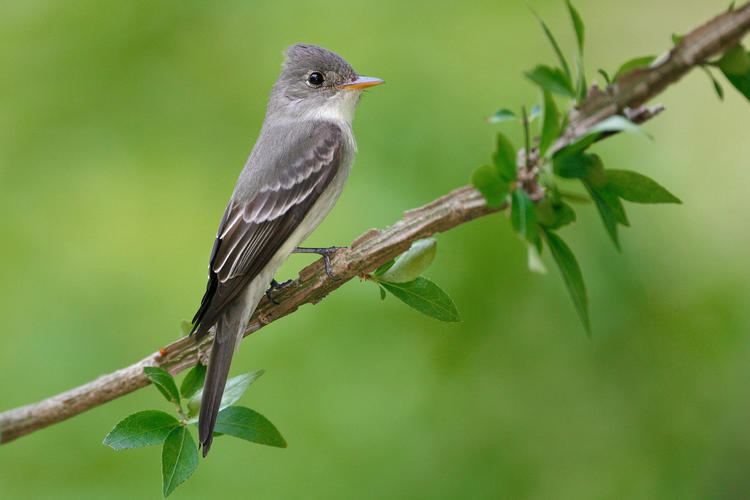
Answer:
[{"xmin": 190, "ymin": 43, "xmax": 382, "ymax": 456}]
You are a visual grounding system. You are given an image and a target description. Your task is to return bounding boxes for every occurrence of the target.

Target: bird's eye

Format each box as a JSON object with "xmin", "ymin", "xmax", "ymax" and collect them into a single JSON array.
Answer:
[{"xmin": 307, "ymin": 72, "xmax": 325, "ymax": 87}]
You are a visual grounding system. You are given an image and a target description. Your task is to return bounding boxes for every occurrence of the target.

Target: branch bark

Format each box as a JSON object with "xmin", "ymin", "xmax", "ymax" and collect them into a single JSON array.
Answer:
[{"xmin": 2, "ymin": 1, "xmax": 749, "ymax": 445}]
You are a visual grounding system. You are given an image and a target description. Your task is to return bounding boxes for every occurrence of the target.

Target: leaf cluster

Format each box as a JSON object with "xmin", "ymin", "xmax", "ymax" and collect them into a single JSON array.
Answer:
[
  {"xmin": 103, "ymin": 363, "xmax": 285, "ymax": 497},
  {"xmin": 472, "ymin": 1, "xmax": 687, "ymax": 333}
]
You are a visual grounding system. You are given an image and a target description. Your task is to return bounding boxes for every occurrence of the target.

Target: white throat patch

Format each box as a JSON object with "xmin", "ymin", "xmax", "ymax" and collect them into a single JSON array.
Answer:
[{"xmin": 300, "ymin": 90, "xmax": 360, "ymax": 125}]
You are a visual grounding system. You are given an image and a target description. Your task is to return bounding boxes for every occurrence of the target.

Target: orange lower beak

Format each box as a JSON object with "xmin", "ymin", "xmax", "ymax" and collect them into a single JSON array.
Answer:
[{"xmin": 336, "ymin": 76, "xmax": 385, "ymax": 90}]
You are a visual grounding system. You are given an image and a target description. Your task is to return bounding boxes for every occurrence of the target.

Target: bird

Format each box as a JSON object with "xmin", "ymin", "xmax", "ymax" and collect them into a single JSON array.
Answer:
[{"xmin": 190, "ymin": 43, "xmax": 383, "ymax": 456}]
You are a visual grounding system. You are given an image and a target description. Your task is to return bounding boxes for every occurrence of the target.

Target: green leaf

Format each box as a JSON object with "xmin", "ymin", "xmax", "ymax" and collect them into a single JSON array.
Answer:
[
  {"xmin": 527, "ymin": 244, "xmax": 548, "ymax": 274},
  {"xmin": 558, "ymin": 190, "xmax": 590, "ymax": 204},
  {"xmin": 575, "ymin": 55, "xmax": 587, "ymax": 101},
  {"xmin": 555, "ymin": 202, "xmax": 577, "ymax": 228},
  {"xmin": 522, "ymin": 105, "xmax": 532, "ymax": 160},
  {"xmin": 161, "ymin": 426, "xmax": 198, "ymax": 498},
  {"xmin": 536, "ymin": 198, "xmax": 577, "ymax": 229},
  {"xmin": 379, "ymin": 285, "xmax": 386, "ymax": 300},
  {"xmin": 144, "ymin": 367, "xmax": 181, "ymax": 406},
  {"xmin": 717, "ymin": 44, "xmax": 750, "ymax": 75},
  {"xmin": 487, "ymin": 108, "xmax": 517, "ymax": 123},
  {"xmin": 492, "ymin": 132, "xmax": 517, "ymax": 181},
  {"xmin": 103, "ymin": 411, "xmax": 181, "ymax": 450},
  {"xmin": 219, "ymin": 371, "xmax": 264, "ymax": 409},
  {"xmin": 723, "ymin": 70, "xmax": 750, "ymax": 102},
  {"xmin": 566, "ymin": 0, "xmax": 587, "ymax": 101},
  {"xmin": 599, "ymin": 186, "xmax": 629, "ymax": 226},
  {"xmin": 533, "ymin": 13, "xmax": 571, "ymax": 81},
  {"xmin": 378, "ymin": 238, "xmax": 437, "ymax": 283},
  {"xmin": 542, "ymin": 229, "xmax": 590, "ymax": 334},
  {"xmin": 525, "ymin": 65, "xmax": 575, "ymax": 98},
  {"xmin": 214, "ymin": 406, "xmax": 287, "ymax": 448},
  {"xmin": 565, "ymin": 0, "xmax": 585, "ymax": 55},
  {"xmin": 187, "ymin": 370, "xmax": 265, "ymax": 419},
  {"xmin": 672, "ymin": 33, "xmax": 684, "ymax": 45},
  {"xmin": 180, "ymin": 364, "xmax": 206, "ymax": 399},
  {"xmin": 606, "ymin": 170, "xmax": 682, "ymax": 204},
  {"xmin": 701, "ymin": 66, "xmax": 724, "ymax": 100},
  {"xmin": 554, "ymin": 116, "xmax": 648, "ymax": 162},
  {"xmin": 553, "ymin": 133, "xmax": 598, "ymax": 160},
  {"xmin": 613, "ymin": 55, "xmax": 656, "ymax": 80},
  {"xmin": 718, "ymin": 45, "xmax": 750, "ymax": 102},
  {"xmin": 472, "ymin": 164, "xmax": 510, "ymax": 208},
  {"xmin": 553, "ymin": 151, "xmax": 602, "ymax": 179},
  {"xmin": 539, "ymin": 91, "xmax": 561, "ymax": 156},
  {"xmin": 179, "ymin": 320, "xmax": 193, "ymax": 337},
  {"xmin": 598, "ymin": 69, "xmax": 612, "ymax": 85},
  {"xmin": 380, "ymin": 277, "xmax": 460, "ymax": 322},
  {"xmin": 583, "ymin": 115, "xmax": 652, "ymax": 139},
  {"xmin": 372, "ymin": 259, "xmax": 395, "ymax": 277},
  {"xmin": 511, "ymin": 189, "xmax": 539, "ymax": 247},
  {"xmin": 586, "ymin": 183, "xmax": 626, "ymax": 251},
  {"xmin": 554, "ymin": 156, "xmax": 614, "ymax": 254},
  {"xmin": 528, "ymin": 104, "xmax": 542, "ymax": 122}
]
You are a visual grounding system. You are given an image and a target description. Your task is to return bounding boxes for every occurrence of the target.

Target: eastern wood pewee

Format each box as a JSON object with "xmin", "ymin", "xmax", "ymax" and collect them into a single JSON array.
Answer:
[{"xmin": 190, "ymin": 44, "xmax": 383, "ymax": 456}]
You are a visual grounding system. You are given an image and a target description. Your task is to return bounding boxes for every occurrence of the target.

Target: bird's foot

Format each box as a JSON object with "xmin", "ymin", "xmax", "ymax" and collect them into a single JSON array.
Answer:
[
  {"xmin": 265, "ymin": 278, "xmax": 293, "ymax": 305},
  {"xmin": 293, "ymin": 246, "xmax": 346, "ymax": 280}
]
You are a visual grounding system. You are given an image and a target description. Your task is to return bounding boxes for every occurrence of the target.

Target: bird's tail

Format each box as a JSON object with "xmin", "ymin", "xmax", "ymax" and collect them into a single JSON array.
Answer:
[{"xmin": 198, "ymin": 314, "xmax": 239, "ymax": 457}]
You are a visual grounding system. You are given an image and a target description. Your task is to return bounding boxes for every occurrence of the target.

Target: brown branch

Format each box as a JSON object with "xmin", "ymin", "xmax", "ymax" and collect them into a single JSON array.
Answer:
[
  {"xmin": 0, "ymin": 187, "xmax": 497, "ymax": 444},
  {"xmin": 2, "ymin": 1, "xmax": 749, "ymax": 446},
  {"xmin": 564, "ymin": 2, "xmax": 750, "ymax": 143}
]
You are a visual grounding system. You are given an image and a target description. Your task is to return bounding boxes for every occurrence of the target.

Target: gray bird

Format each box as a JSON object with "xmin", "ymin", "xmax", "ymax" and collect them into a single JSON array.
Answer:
[{"xmin": 190, "ymin": 44, "xmax": 383, "ymax": 456}]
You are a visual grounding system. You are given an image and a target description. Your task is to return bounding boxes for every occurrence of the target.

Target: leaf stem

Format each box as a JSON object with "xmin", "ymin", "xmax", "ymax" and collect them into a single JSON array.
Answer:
[{"xmin": 521, "ymin": 106, "xmax": 531, "ymax": 172}]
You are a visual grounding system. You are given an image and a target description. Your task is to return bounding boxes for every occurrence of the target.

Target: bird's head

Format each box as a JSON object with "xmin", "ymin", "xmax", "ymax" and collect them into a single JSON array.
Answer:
[{"xmin": 268, "ymin": 43, "xmax": 384, "ymax": 123}]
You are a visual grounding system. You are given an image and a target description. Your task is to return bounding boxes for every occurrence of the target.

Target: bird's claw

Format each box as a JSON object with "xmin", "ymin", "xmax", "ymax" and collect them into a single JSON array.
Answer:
[
  {"xmin": 265, "ymin": 278, "xmax": 293, "ymax": 305},
  {"xmin": 294, "ymin": 246, "xmax": 345, "ymax": 280}
]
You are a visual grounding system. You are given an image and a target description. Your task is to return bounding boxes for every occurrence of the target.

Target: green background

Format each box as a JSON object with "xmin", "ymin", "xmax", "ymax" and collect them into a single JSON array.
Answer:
[{"xmin": 1, "ymin": 0, "xmax": 749, "ymax": 498}]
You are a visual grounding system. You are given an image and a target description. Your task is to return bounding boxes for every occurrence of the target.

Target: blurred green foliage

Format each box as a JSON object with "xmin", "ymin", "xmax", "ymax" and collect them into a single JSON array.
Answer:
[{"xmin": 1, "ymin": 0, "xmax": 750, "ymax": 498}]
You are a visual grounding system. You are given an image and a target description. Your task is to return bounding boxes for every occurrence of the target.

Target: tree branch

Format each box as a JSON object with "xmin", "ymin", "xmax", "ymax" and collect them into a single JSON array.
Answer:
[
  {"xmin": 562, "ymin": 3, "xmax": 750, "ymax": 151},
  {"xmin": 0, "ymin": 187, "xmax": 497, "ymax": 444},
  {"xmin": 2, "ymin": 1, "xmax": 749, "ymax": 446}
]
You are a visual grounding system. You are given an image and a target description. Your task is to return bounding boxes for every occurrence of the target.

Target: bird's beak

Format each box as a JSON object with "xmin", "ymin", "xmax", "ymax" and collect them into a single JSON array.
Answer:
[{"xmin": 336, "ymin": 76, "xmax": 385, "ymax": 91}]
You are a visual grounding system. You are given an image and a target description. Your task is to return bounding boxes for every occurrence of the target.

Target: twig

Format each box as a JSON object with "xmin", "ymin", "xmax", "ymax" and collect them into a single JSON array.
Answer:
[
  {"xmin": 1, "ymin": 1, "xmax": 749, "ymax": 446},
  {"xmin": 562, "ymin": 2, "xmax": 750, "ymax": 146}
]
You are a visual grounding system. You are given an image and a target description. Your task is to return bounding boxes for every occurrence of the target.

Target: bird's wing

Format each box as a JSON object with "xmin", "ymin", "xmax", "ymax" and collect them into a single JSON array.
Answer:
[{"xmin": 191, "ymin": 122, "xmax": 343, "ymax": 336}]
